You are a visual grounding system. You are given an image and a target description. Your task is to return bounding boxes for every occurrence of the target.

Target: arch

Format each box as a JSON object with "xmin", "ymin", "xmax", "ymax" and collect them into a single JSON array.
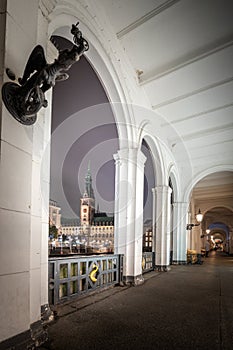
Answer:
[
  {"xmin": 138, "ymin": 123, "xmax": 165, "ymax": 186},
  {"xmin": 168, "ymin": 164, "xmax": 180, "ymax": 203},
  {"xmin": 206, "ymin": 218, "xmax": 231, "ymax": 240},
  {"xmin": 203, "ymin": 205, "xmax": 233, "ymax": 217},
  {"xmin": 203, "ymin": 207, "xmax": 232, "ymax": 254},
  {"xmin": 48, "ymin": 12, "xmax": 136, "ymax": 149},
  {"xmin": 184, "ymin": 166, "xmax": 233, "ymax": 203},
  {"xmin": 141, "ymin": 138, "xmax": 155, "ymax": 222}
]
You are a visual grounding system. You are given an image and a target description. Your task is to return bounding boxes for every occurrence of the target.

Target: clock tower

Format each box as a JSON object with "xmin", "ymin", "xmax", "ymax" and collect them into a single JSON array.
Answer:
[{"xmin": 80, "ymin": 164, "xmax": 95, "ymax": 226}]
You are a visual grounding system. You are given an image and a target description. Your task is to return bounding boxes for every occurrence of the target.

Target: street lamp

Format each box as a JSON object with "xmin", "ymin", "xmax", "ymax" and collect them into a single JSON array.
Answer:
[
  {"xmin": 200, "ymin": 228, "xmax": 210, "ymax": 239},
  {"xmin": 196, "ymin": 209, "xmax": 203, "ymax": 223},
  {"xmin": 186, "ymin": 208, "xmax": 203, "ymax": 230}
]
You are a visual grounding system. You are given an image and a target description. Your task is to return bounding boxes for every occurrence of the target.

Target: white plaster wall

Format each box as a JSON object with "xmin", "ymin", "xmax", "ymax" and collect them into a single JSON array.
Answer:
[
  {"xmin": 0, "ymin": 0, "xmax": 51, "ymax": 342},
  {"xmin": 0, "ymin": 273, "xmax": 29, "ymax": 341},
  {"xmin": 0, "ymin": 124, "xmax": 32, "ymax": 342}
]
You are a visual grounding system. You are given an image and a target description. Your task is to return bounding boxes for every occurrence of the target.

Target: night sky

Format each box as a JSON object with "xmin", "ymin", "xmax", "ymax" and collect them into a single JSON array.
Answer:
[{"xmin": 50, "ymin": 36, "xmax": 154, "ymax": 222}]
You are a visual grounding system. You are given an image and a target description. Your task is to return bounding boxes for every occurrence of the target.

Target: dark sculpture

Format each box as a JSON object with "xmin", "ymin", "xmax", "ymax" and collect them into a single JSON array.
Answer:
[{"xmin": 1, "ymin": 22, "xmax": 89, "ymax": 125}]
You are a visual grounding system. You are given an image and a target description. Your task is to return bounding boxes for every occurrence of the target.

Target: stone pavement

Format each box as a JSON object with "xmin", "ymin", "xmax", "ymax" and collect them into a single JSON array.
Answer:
[{"xmin": 40, "ymin": 251, "xmax": 233, "ymax": 350}]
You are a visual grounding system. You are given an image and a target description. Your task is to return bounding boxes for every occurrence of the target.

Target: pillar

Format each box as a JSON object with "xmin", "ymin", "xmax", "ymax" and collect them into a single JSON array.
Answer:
[
  {"xmin": 153, "ymin": 186, "xmax": 172, "ymax": 271},
  {"xmin": 172, "ymin": 202, "xmax": 189, "ymax": 264},
  {"xmin": 114, "ymin": 148, "xmax": 146, "ymax": 285},
  {"xmin": 0, "ymin": 1, "xmax": 52, "ymax": 347},
  {"xmin": 192, "ymin": 226, "xmax": 202, "ymax": 254}
]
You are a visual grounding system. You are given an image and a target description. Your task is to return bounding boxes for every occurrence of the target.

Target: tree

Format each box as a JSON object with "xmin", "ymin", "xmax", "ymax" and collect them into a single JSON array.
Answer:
[{"xmin": 49, "ymin": 224, "xmax": 58, "ymax": 239}]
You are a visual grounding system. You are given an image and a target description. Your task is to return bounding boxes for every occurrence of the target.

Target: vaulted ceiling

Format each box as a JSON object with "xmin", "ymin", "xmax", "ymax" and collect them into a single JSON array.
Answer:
[
  {"xmin": 94, "ymin": 0, "xmax": 233, "ymax": 219},
  {"xmin": 52, "ymin": 0, "xmax": 233, "ymax": 222}
]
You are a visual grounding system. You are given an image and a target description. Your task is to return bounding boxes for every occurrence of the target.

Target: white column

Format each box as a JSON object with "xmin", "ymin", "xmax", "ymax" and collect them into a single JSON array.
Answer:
[
  {"xmin": 170, "ymin": 202, "xmax": 189, "ymax": 264},
  {"xmin": 154, "ymin": 186, "xmax": 172, "ymax": 270},
  {"xmin": 192, "ymin": 226, "xmax": 202, "ymax": 254},
  {"xmin": 172, "ymin": 202, "xmax": 179, "ymax": 263},
  {"xmin": 114, "ymin": 148, "xmax": 146, "ymax": 285},
  {"xmin": 152, "ymin": 188, "xmax": 156, "ymax": 253}
]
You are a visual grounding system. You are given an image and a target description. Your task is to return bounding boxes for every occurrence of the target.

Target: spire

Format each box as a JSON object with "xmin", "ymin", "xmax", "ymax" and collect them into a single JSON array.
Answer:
[{"xmin": 84, "ymin": 162, "xmax": 95, "ymax": 199}]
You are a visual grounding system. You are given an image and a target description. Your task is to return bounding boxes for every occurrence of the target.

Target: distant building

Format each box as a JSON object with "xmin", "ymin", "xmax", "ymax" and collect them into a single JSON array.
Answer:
[
  {"xmin": 55, "ymin": 165, "xmax": 114, "ymax": 253},
  {"xmin": 49, "ymin": 199, "xmax": 61, "ymax": 229},
  {"xmin": 143, "ymin": 219, "xmax": 153, "ymax": 252},
  {"xmin": 79, "ymin": 164, "xmax": 114, "ymax": 252},
  {"xmin": 60, "ymin": 226, "xmax": 80, "ymax": 237},
  {"xmin": 60, "ymin": 218, "xmax": 80, "ymax": 238},
  {"xmin": 143, "ymin": 228, "xmax": 153, "ymax": 252}
]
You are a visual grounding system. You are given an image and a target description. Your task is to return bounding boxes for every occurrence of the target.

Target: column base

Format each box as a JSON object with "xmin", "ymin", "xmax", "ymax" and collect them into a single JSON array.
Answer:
[
  {"xmin": 0, "ymin": 304, "xmax": 54, "ymax": 349},
  {"xmin": 156, "ymin": 265, "xmax": 171, "ymax": 272},
  {"xmin": 41, "ymin": 303, "xmax": 55, "ymax": 324},
  {"xmin": 0, "ymin": 321, "xmax": 48, "ymax": 350},
  {"xmin": 30, "ymin": 320, "xmax": 48, "ymax": 348},
  {"xmin": 172, "ymin": 260, "xmax": 187, "ymax": 265},
  {"xmin": 123, "ymin": 274, "xmax": 144, "ymax": 286}
]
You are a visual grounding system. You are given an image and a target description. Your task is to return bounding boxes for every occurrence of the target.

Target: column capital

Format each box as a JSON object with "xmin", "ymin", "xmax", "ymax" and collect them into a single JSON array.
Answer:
[
  {"xmin": 113, "ymin": 148, "xmax": 147, "ymax": 169},
  {"xmin": 172, "ymin": 201, "xmax": 189, "ymax": 210},
  {"xmin": 152, "ymin": 185, "xmax": 172, "ymax": 195}
]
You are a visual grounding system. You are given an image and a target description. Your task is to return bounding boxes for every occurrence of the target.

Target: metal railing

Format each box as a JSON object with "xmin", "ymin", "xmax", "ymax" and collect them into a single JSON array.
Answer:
[
  {"xmin": 49, "ymin": 254, "xmax": 123, "ymax": 305},
  {"xmin": 142, "ymin": 252, "xmax": 155, "ymax": 273}
]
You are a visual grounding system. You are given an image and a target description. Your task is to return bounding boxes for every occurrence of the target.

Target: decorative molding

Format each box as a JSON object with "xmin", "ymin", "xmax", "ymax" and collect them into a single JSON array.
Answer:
[{"xmin": 117, "ymin": 0, "xmax": 180, "ymax": 39}]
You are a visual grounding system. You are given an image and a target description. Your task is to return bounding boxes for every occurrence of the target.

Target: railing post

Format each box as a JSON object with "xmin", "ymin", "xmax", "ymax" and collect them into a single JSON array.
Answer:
[
  {"xmin": 118, "ymin": 254, "xmax": 124, "ymax": 285},
  {"xmin": 153, "ymin": 252, "xmax": 156, "ymax": 270}
]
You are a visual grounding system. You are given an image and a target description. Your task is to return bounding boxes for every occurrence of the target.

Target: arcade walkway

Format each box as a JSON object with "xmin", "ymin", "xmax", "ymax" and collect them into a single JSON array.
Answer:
[{"xmin": 41, "ymin": 251, "xmax": 233, "ymax": 350}]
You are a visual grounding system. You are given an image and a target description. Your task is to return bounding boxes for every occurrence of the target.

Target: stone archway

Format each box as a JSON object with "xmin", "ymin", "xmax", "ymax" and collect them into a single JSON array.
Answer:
[
  {"xmin": 184, "ymin": 171, "xmax": 233, "ymax": 255},
  {"xmin": 141, "ymin": 138, "xmax": 155, "ymax": 253},
  {"xmin": 203, "ymin": 208, "xmax": 233, "ymax": 254}
]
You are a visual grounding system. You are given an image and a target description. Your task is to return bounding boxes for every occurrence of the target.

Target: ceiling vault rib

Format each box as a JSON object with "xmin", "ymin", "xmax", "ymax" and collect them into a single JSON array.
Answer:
[
  {"xmin": 183, "ymin": 139, "xmax": 233, "ymax": 152},
  {"xmin": 152, "ymin": 76, "xmax": 233, "ymax": 110},
  {"xmin": 161, "ymin": 103, "xmax": 233, "ymax": 127},
  {"xmin": 116, "ymin": 0, "xmax": 181, "ymax": 39},
  {"xmin": 169, "ymin": 123, "xmax": 233, "ymax": 144},
  {"xmin": 141, "ymin": 39, "xmax": 233, "ymax": 86}
]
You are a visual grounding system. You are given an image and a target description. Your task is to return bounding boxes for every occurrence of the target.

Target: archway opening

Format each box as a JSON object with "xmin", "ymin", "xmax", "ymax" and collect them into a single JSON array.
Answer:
[
  {"xmin": 48, "ymin": 35, "xmax": 119, "ymax": 255},
  {"xmin": 203, "ymin": 214, "xmax": 231, "ymax": 253},
  {"xmin": 187, "ymin": 171, "xmax": 233, "ymax": 255},
  {"xmin": 141, "ymin": 139, "xmax": 155, "ymax": 252}
]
